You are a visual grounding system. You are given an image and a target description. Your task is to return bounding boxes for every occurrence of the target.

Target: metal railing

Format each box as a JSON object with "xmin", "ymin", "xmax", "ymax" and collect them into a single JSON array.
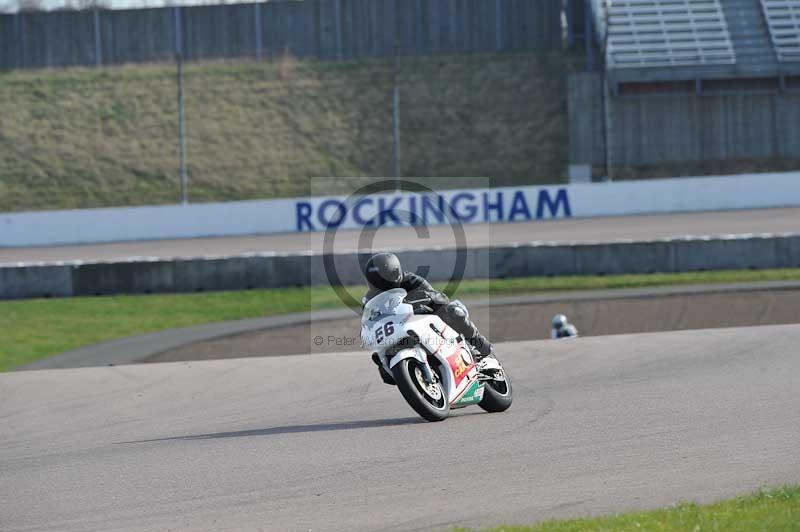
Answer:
[
  {"xmin": 761, "ymin": 0, "xmax": 800, "ymax": 62},
  {"xmin": 602, "ymin": 0, "xmax": 735, "ymax": 68}
]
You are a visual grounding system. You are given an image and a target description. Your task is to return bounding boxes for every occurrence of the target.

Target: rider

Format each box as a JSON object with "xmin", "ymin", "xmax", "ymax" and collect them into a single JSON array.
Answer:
[
  {"xmin": 363, "ymin": 253, "xmax": 493, "ymax": 384},
  {"xmin": 550, "ymin": 314, "xmax": 579, "ymax": 339}
]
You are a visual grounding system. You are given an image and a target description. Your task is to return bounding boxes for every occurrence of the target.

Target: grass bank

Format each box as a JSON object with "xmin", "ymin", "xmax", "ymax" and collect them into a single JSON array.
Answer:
[
  {"xmin": 458, "ymin": 485, "xmax": 800, "ymax": 531},
  {"xmin": 3, "ymin": 268, "xmax": 800, "ymax": 371},
  {"xmin": 0, "ymin": 52, "xmax": 575, "ymax": 212}
]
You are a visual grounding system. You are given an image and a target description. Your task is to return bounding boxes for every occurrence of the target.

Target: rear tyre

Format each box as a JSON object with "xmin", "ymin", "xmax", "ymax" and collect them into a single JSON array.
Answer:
[
  {"xmin": 479, "ymin": 363, "xmax": 513, "ymax": 413},
  {"xmin": 393, "ymin": 358, "xmax": 450, "ymax": 422}
]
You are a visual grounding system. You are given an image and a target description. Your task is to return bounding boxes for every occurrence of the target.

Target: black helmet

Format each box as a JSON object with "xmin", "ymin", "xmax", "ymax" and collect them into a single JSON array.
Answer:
[{"xmin": 364, "ymin": 253, "xmax": 403, "ymax": 289}]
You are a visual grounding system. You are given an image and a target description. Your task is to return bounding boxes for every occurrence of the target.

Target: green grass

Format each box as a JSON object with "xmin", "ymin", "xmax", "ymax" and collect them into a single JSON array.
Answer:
[
  {"xmin": 2, "ymin": 53, "xmax": 793, "ymax": 212},
  {"xmin": 456, "ymin": 484, "xmax": 800, "ymax": 531},
  {"xmin": 2, "ymin": 268, "xmax": 800, "ymax": 372},
  {"xmin": 0, "ymin": 51, "xmax": 577, "ymax": 212}
]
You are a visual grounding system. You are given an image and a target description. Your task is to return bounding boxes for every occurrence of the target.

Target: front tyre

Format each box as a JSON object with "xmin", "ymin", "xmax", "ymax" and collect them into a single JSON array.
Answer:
[
  {"xmin": 393, "ymin": 358, "xmax": 450, "ymax": 422},
  {"xmin": 479, "ymin": 363, "xmax": 513, "ymax": 413}
]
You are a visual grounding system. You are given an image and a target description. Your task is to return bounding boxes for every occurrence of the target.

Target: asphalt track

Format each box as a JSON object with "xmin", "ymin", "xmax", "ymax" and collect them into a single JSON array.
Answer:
[
  {"xmin": 17, "ymin": 281, "xmax": 800, "ymax": 370},
  {"xmin": 2, "ymin": 325, "xmax": 799, "ymax": 532},
  {"xmin": 147, "ymin": 282, "xmax": 800, "ymax": 362},
  {"xmin": 3, "ymin": 207, "xmax": 800, "ymax": 264}
]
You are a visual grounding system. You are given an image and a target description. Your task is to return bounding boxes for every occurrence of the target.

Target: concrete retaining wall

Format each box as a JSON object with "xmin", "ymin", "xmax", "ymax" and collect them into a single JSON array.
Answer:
[{"xmin": 3, "ymin": 234, "xmax": 799, "ymax": 299}]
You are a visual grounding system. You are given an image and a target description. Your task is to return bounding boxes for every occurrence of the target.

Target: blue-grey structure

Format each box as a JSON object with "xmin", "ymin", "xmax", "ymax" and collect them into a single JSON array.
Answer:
[
  {"xmin": 570, "ymin": 0, "xmax": 800, "ymax": 170},
  {"xmin": 0, "ymin": 0, "xmax": 562, "ymax": 71}
]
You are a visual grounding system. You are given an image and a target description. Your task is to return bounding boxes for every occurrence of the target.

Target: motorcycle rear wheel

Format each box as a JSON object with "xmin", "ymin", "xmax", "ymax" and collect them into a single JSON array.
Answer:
[{"xmin": 393, "ymin": 358, "xmax": 450, "ymax": 422}]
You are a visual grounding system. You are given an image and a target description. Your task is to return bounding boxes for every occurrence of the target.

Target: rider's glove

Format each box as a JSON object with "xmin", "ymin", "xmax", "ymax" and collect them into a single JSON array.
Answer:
[{"xmin": 427, "ymin": 290, "xmax": 450, "ymax": 306}]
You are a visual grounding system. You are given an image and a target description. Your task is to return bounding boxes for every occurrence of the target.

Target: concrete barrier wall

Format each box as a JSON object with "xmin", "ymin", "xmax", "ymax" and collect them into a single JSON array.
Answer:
[
  {"xmin": 3, "ymin": 234, "xmax": 800, "ymax": 299},
  {"xmin": 5, "ymin": 173, "xmax": 800, "ymax": 247}
]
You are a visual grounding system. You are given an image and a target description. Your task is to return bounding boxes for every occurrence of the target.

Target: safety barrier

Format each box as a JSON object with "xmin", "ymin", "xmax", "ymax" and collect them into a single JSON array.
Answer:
[
  {"xmin": 4, "ymin": 173, "xmax": 800, "ymax": 247},
  {"xmin": 3, "ymin": 233, "xmax": 799, "ymax": 299}
]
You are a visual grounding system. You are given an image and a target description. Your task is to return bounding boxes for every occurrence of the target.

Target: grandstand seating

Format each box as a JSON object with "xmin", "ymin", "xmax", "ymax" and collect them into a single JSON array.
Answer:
[
  {"xmin": 603, "ymin": 0, "xmax": 735, "ymax": 69},
  {"xmin": 590, "ymin": 0, "xmax": 800, "ymax": 84},
  {"xmin": 761, "ymin": 0, "xmax": 800, "ymax": 62},
  {"xmin": 722, "ymin": 0, "xmax": 779, "ymax": 76}
]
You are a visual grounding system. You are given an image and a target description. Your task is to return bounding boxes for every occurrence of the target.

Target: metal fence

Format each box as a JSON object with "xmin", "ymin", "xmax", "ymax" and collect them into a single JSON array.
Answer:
[
  {"xmin": 0, "ymin": 0, "xmax": 562, "ymax": 70},
  {"xmin": 568, "ymin": 72, "xmax": 800, "ymax": 178},
  {"xmin": 0, "ymin": 50, "xmax": 571, "ymax": 212}
]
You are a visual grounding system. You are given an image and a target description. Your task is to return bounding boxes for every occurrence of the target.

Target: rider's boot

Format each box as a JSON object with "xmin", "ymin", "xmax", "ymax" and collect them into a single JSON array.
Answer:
[{"xmin": 467, "ymin": 333, "xmax": 493, "ymax": 359}]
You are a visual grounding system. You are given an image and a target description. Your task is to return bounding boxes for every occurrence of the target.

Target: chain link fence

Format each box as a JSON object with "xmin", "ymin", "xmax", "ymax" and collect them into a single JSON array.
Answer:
[
  {"xmin": 0, "ymin": 49, "xmax": 576, "ymax": 212},
  {"xmin": 567, "ymin": 72, "xmax": 800, "ymax": 181}
]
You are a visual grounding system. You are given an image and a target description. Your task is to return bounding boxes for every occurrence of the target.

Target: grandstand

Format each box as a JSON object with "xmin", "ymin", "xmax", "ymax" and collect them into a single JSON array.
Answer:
[
  {"xmin": 605, "ymin": 1, "xmax": 735, "ymax": 68},
  {"xmin": 569, "ymin": 0, "xmax": 800, "ymax": 176},
  {"xmin": 590, "ymin": 0, "xmax": 800, "ymax": 87},
  {"xmin": 762, "ymin": 0, "xmax": 800, "ymax": 64}
]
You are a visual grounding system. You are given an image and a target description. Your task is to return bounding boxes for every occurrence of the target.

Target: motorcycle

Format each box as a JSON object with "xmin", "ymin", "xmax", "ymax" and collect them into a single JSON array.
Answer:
[{"xmin": 360, "ymin": 288, "xmax": 513, "ymax": 422}]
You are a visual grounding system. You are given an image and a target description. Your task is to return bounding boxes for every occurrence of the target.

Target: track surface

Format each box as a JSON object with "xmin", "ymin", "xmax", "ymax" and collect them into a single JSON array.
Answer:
[
  {"xmin": 3, "ymin": 207, "xmax": 800, "ymax": 264},
  {"xmin": 19, "ymin": 281, "xmax": 800, "ymax": 370},
  {"xmin": 146, "ymin": 284, "xmax": 800, "ymax": 362},
  {"xmin": 2, "ymin": 325, "xmax": 799, "ymax": 531}
]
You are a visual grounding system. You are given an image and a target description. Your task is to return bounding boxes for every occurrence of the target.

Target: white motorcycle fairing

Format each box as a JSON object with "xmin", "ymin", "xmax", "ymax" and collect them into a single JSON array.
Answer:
[{"xmin": 361, "ymin": 289, "xmax": 486, "ymax": 408}]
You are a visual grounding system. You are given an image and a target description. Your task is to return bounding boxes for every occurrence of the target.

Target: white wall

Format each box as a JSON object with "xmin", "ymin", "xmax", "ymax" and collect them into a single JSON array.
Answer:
[
  {"xmin": 569, "ymin": 173, "xmax": 800, "ymax": 217},
  {"xmin": 2, "ymin": 172, "xmax": 800, "ymax": 247}
]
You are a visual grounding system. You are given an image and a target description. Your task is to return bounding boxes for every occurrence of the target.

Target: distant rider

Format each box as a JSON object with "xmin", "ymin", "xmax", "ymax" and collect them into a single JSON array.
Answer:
[
  {"xmin": 362, "ymin": 252, "xmax": 493, "ymax": 384},
  {"xmin": 551, "ymin": 314, "xmax": 578, "ymax": 339}
]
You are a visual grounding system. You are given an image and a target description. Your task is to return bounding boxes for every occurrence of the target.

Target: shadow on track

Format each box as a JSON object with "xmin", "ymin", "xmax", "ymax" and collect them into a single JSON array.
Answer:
[{"xmin": 117, "ymin": 417, "xmax": 423, "ymax": 444}]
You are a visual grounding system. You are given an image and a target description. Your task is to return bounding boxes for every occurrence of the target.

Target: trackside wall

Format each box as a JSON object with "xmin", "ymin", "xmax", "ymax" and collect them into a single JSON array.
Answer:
[
  {"xmin": 2, "ymin": 173, "xmax": 800, "ymax": 248},
  {"xmin": 3, "ymin": 234, "xmax": 800, "ymax": 299}
]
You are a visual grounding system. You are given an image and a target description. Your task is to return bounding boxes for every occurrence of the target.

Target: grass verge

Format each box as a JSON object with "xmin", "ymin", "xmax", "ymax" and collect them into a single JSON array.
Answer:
[
  {"xmin": 456, "ymin": 484, "xmax": 800, "ymax": 531},
  {"xmin": 0, "ymin": 52, "xmax": 575, "ymax": 212},
  {"xmin": 2, "ymin": 268, "xmax": 800, "ymax": 371}
]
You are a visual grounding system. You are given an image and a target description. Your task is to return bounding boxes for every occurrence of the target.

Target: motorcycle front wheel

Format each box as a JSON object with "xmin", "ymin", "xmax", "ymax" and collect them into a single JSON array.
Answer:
[{"xmin": 393, "ymin": 358, "xmax": 450, "ymax": 422}]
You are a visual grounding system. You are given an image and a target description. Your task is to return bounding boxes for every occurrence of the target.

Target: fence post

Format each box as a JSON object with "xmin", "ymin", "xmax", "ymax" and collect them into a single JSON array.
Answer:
[
  {"xmin": 392, "ymin": 41, "xmax": 401, "ymax": 183},
  {"xmin": 14, "ymin": 12, "xmax": 23, "ymax": 69},
  {"xmin": 254, "ymin": 2, "xmax": 262, "ymax": 60},
  {"xmin": 603, "ymin": 73, "xmax": 613, "ymax": 182},
  {"xmin": 173, "ymin": 6, "xmax": 183, "ymax": 57},
  {"xmin": 177, "ymin": 53, "xmax": 188, "ymax": 205},
  {"xmin": 495, "ymin": 0, "xmax": 502, "ymax": 51},
  {"xmin": 584, "ymin": 0, "xmax": 594, "ymax": 71},
  {"xmin": 566, "ymin": 0, "xmax": 573, "ymax": 47},
  {"xmin": 415, "ymin": 0, "xmax": 423, "ymax": 54},
  {"xmin": 173, "ymin": 6, "xmax": 188, "ymax": 203},
  {"xmin": 93, "ymin": 9, "xmax": 102, "ymax": 67},
  {"xmin": 773, "ymin": 91, "xmax": 783, "ymax": 159},
  {"xmin": 334, "ymin": 0, "xmax": 342, "ymax": 59}
]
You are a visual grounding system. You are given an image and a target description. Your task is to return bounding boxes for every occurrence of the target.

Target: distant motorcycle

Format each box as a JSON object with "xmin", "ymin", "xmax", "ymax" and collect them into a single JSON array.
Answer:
[{"xmin": 361, "ymin": 288, "xmax": 513, "ymax": 422}]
